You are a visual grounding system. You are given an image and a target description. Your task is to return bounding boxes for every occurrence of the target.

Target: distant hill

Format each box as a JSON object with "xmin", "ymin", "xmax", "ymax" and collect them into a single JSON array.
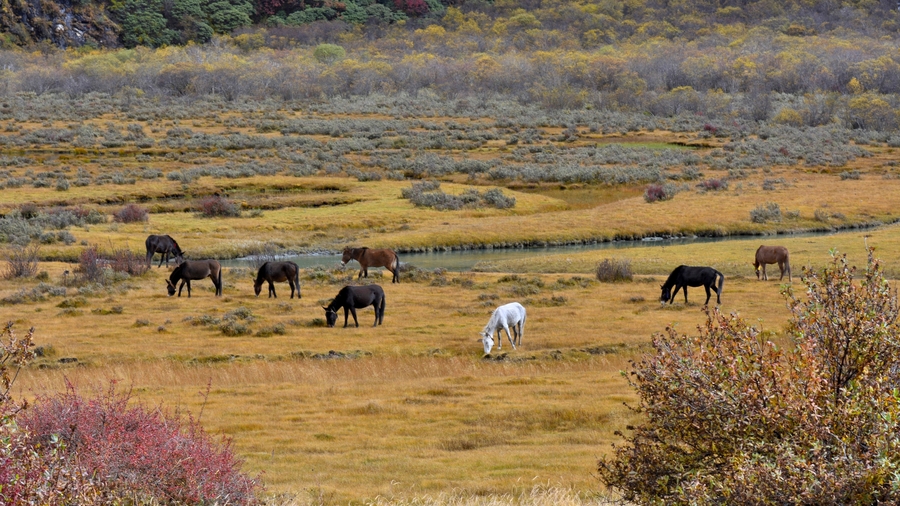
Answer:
[{"xmin": 2, "ymin": 0, "xmax": 899, "ymax": 50}]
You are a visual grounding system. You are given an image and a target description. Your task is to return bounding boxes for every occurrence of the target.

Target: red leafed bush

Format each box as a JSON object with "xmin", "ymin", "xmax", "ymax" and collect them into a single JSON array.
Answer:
[
  {"xmin": 197, "ymin": 195, "xmax": 242, "ymax": 217},
  {"xmin": 394, "ymin": 0, "xmax": 428, "ymax": 15},
  {"xmin": 16, "ymin": 382, "xmax": 261, "ymax": 505},
  {"xmin": 113, "ymin": 203, "xmax": 149, "ymax": 223}
]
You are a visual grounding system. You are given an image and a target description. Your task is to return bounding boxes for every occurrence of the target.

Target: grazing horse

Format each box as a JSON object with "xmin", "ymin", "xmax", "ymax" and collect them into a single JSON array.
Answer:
[
  {"xmin": 166, "ymin": 260, "xmax": 222, "ymax": 297},
  {"xmin": 146, "ymin": 234, "xmax": 185, "ymax": 268},
  {"xmin": 660, "ymin": 265, "xmax": 724, "ymax": 306},
  {"xmin": 341, "ymin": 247, "xmax": 400, "ymax": 283},
  {"xmin": 323, "ymin": 285, "xmax": 385, "ymax": 328},
  {"xmin": 254, "ymin": 261, "xmax": 301, "ymax": 299},
  {"xmin": 478, "ymin": 302, "xmax": 526, "ymax": 354},
  {"xmin": 753, "ymin": 245, "xmax": 791, "ymax": 281}
]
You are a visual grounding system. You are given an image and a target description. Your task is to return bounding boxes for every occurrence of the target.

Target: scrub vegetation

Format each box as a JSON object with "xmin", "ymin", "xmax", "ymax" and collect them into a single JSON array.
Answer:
[{"xmin": 4, "ymin": 0, "xmax": 900, "ymax": 503}]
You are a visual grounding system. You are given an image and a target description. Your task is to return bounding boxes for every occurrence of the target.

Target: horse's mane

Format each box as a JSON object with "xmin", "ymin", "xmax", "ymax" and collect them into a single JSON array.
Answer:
[{"xmin": 661, "ymin": 265, "xmax": 685, "ymax": 289}]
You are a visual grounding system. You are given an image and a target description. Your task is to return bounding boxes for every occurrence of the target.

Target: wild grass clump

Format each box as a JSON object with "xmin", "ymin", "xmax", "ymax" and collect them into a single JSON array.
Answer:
[
  {"xmin": 750, "ymin": 202, "xmax": 782, "ymax": 223},
  {"xmin": 197, "ymin": 195, "xmax": 242, "ymax": 217},
  {"xmin": 113, "ymin": 204, "xmax": 149, "ymax": 223},
  {"xmin": 108, "ymin": 249, "xmax": 149, "ymax": 277},
  {"xmin": 4, "ymin": 243, "xmax": 40, "ymax": 279},
  {"xmin": 595, "ymin": 259, "xmax": 633, "ymax": 283}
]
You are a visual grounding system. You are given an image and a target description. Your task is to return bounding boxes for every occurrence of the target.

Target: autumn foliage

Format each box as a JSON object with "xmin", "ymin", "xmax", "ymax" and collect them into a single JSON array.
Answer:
[
  {"xmin": 0, "ymin": 324, "xmax": 260, "ymax": 504},
  {"xmin": 599, "ymin": 249, "xmax": 900, "ymax": 504}
]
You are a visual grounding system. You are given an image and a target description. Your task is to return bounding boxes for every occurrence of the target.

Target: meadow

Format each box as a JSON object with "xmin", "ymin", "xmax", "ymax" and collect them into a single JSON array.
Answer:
[{"xmin": 3, "ymin": 94, "xmax": 900, "ymax": 503}]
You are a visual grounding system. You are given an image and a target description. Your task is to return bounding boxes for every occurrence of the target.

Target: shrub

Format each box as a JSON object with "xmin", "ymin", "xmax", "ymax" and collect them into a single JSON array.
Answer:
[
  {"xmin": 643, "ymin": 183, "xmax": 678, "ymax": 203},
  {"xmin": 113, "ymin": 203, "xmax": 149, "ymax": 223},
  {"xmin": 77, "ymin": 245, "xmax": 107, "ymax": 284},
  {"xmin": 4, "ymin": 243, "xmax": 40, "ymax": 279},
  {"xmin": 16, "ymin": 383, "xmax": 260, "ymax": 504},
  {"xmin": 197, "ymin": 195, "xmax": 241, "ymax": 217},
  {"xmin": 595, "ymin": 258, "xmax": 633, "ymax": 282},
  {"xmin": 313, "ymin": 43, "xmax": 346, "ymax": 64},
  {"xmin": 749, "ymin": 201, "xmax": 782, "ymax": 223},
  {"xmin": 697, "ymin": 178, "xmax": 728, "ymax": 192},
  {"xmin": 109, "ymin": 248, "xmax": 149, "ymax": 277},
  {"xmin": 600, "ymin": 250, "xmax": 900, "ymax": 504}
]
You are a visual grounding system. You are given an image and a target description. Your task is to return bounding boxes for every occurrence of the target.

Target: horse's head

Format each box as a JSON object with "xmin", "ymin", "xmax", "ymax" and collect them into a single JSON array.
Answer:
[
  {"xmin": 340, "ymin": 248, "xmax": 352, "ymax": 266},
  {"xmin": 478, "ymin": 333, "xmax": 495, "ymax": 354},
  {"xmin": 754, "ymin": 264, "xmax": 761, "ymax": 279},
  {"xmin": 175, "ymin": 250, "xmax": 186, "ymax": 264},
  {"xmin": 323, "ymin": 307, "xmax": 338, "ymax": 327},
  {"xmin": 659, "ymin": 284, "xmax": 670, "ymax": 304},
  {"xmin": 166, "ymin": 279, "xmax": 177, "ymax": 296},
  {"xmin": 253, "ymin": 280, "xmax": 262, "ymax": 297}
]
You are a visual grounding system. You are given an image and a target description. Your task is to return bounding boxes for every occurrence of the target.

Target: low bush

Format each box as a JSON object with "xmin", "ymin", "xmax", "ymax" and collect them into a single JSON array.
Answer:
[
  {"xmin": 600, "ymin": 250, "xmax": 900, "ymax": 504},
  {"xmin": 3, "ymin": 243, "xmax": 40, "ymax": 279},
  {"xmin": 77, "ymin": 245, "xmax": 107, "ymax": 284},
  {"xmin": 401, "ymin": 181, "xmax": 515, "ymax": 210},
  {"xmin": 196, "ymin": 195, "xmax": 241, "ymax": 217},
  {"xmin": 643, "ymin": 183, "xmax": 679, "ymax": 203},
  {"xmin": 16, "ymin": 383, "xmax": 261, "ymax": 504},
  {"xmin": 749, "ymin": 202, "xmax": 782, "ymax": 223},
  {"xmin": 113, "ymin": 203, "xmax": 149, "ymax": 223},
  {"xmin": 108, "ymin": 248, "xmax": 149, "ymax": 277},
  {"xmin": 595, "ymin": 258, "xmax": 633, "ymax": 282}
]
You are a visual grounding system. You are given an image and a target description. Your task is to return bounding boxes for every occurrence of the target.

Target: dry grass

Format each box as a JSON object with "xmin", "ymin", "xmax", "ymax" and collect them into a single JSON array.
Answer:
[
  {"xmin": 9, "ymin": 263, "xmax": 796, "ymax": 502},
  {"xmin": 5, "ymin": 106, "xmax": 900, "ymax": 503}
]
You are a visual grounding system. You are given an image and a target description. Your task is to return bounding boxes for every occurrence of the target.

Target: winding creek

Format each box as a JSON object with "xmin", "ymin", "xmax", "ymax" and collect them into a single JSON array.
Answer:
[{"xmin": 221, "ymin": 227, "xmax": 879, "ymax": 272}]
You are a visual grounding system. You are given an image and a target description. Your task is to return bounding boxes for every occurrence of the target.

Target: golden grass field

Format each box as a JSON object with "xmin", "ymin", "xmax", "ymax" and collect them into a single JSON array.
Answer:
[{"xmin": 4, "ymin": 106, "xmax": 900, "ymax": 503}]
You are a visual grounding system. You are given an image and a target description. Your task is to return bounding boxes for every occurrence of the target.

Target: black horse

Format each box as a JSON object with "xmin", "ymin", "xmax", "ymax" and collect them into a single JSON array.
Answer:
[
  {"xmin": 660, "ymin": 265, "xmax": 724, "ymax": 306},
  {"xmin": 254, "ymin": 261, "xmax": 301, "ymax": 299},
  {"xmin": 322, "ymin": 285, "xmax": 385, "ymax": 328},
  {"xmin": 166, "ymin": 260, "xmax": 222, "ymax": 297},
  {"xmin": 146, "ymin": 234, "xmax": 185, "ymax": 268}
]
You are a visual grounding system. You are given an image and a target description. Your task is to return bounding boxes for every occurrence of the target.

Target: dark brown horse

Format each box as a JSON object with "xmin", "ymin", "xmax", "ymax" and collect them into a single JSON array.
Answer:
[
  {"xmin": 323, "ymin": 285, "xmax": 385, "ymax": 327},
  {"xmin": 254, "ymin": 261, "xmax": 301, "ymax": 299},
  {"xmin": 341, "ymin": 247, "xmax": 400, "ymax": 283},
  {"xmin": 146, "ymin": 234, "xmax": 185, "ymax": 268},
  {"xmin": 166, "ymin": 260, "xmax": 222, "ymax": 297},
  {"xmin": 753, "ymin": 245, "xmax": 791, "ymax": 281}
]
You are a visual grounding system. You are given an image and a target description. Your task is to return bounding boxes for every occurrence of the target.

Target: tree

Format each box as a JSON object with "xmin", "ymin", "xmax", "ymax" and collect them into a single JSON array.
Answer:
[{"xmin": 600, "ymin": 249, "xmax": 900, "ymax": 504}]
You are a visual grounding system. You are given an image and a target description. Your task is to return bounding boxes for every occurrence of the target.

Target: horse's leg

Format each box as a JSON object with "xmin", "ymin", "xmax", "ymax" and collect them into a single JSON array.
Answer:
[
  {"xmin": 349, "ymin": 307, "xmax": 359, "ymax": 327},
  {"xmin": 357, "ymin": 268, "xmax": 364, "ymax": 279},
  {"xmin": 704, "ymin": 284, "xmax": 712, "ymax": 305},
  {"xmin": 343, "ymin": 307, "xmax": 351, "ymax": 327},
  {"xmin": 778, "ymin": 261, "xmax": 785, "ymax": 280},
  {"xmin": 503, "ymin": 324, "xmax": 516, "ymax": 350},
  {"xmin": 761, "ymin": 263, "xmax": 767, "ymax": 281},
  {"xmin": 268, "ymin": 281, "xmax": 276, "ymax": 298},
  {"xmin": 157, "ymin": 252, "xmax": 165, "ymax": 268}
]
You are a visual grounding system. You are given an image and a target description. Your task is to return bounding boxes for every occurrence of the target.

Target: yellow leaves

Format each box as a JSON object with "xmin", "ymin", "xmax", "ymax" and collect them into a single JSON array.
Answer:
[
  {"xmin": 414, "ymin": 24, "xmax": 446, "ymax": 40},
  {"xmin": 773, "ymin": 108, "xmax": 804, "ymax": 127},
  {"xmin": 848, "ymin": 77, "xmax": 864, "ymax": 94}
]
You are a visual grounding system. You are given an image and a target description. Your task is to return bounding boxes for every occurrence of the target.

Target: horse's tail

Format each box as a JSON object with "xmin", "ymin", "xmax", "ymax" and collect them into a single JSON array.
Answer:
[
  {"xmin": 717, "ymin": 270, "xmax": 725, "ymax": 303},
  {"xmin": 784, "ymin": 250, "xmax": 792, "ymax": 281},
  {"xmin": 216, "ymin": 264, "xmax": 223, "ymax": 296},
  {"xmin": 391, "ymin": 252, "xmax": 400, "ymax": 283},
  {"xmin": 294, "ymin": 263, "xmax": 302, "ymax": 298}
]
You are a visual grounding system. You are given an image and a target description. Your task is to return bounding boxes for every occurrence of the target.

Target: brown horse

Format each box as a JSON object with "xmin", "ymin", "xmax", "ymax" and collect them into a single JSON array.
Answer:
[
  {"xmin": 753, "ymin": 245, "xmax": 791, "ymax": 281},
  {"xmin": 341, "ymin": 247, "xmax": 400, "ymax": 283},
  {"xmin": 166, "ymin": 260, "xmax": 222, "ymax": 297},
  {"xmin": 254, "ymin": 261, "xmax": 301, "ymax": 299}
]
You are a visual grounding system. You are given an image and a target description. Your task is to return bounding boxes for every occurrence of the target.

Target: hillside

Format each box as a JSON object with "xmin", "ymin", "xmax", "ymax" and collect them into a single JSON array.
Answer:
[{"xmin": 3, "ymin": 0, "xmax": 900, "ymax": 49}]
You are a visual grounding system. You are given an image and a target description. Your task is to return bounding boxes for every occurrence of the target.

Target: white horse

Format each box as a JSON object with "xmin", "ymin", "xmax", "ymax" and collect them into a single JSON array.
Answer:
[{"xmin": 478, "ymin": 302, "xmax": 526, "ymax": 354}]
